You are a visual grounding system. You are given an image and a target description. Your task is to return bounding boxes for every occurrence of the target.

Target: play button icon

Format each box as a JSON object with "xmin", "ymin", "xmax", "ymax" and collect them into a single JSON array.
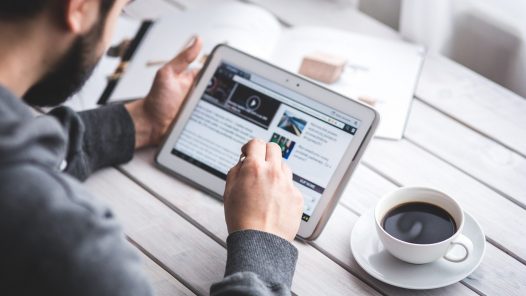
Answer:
[{"xmin": 246, "ymin": 95, "xmax": 261, "ymax": 111}]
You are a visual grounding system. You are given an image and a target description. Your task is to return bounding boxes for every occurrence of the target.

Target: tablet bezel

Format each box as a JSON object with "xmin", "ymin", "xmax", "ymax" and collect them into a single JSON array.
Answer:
[{"xmin": 156, "ymin": 45, "xmax": 379, "ymax": 240}]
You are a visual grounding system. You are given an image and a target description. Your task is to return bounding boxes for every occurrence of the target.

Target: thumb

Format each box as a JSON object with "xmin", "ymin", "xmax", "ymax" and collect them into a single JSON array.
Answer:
[{"xmin": 165, "ymin": 35, "xmax": 203, "ymax": 75}]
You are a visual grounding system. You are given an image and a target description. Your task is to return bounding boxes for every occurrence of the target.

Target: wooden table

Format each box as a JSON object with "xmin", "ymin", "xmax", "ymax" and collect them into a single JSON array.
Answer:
[{"xmin": 84, "ymin": 0, "xmax": 526, "ymax": 295}]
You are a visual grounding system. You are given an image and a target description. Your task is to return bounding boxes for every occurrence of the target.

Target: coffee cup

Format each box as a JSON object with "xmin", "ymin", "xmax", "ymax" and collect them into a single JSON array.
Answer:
[{"xmin": 375, "ymin": 187, "xmax": 473, "ymax": 264}]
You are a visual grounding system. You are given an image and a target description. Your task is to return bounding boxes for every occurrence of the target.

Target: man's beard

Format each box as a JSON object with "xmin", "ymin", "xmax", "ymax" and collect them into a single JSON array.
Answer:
[{"xmin": 23, "ymin": 18, "xmax": 105, "ymax": 107}]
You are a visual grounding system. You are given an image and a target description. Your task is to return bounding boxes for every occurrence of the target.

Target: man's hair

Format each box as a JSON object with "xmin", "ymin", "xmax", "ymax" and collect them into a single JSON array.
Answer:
[{"xmin": 0, "ymin": 0, "xmax": 116, "ymax": 21}]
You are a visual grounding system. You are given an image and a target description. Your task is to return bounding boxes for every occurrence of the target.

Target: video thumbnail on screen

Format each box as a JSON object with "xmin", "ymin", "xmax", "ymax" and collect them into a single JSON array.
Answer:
[{"xmin": 203, "ymin": 63, "xmax": 281, "ymax": 129}]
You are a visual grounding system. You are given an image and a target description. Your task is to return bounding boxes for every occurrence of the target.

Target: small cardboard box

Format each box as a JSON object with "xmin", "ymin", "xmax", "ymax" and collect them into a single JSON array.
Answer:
[{"xmin": 298, "ymin": 52, "xmax": 347, "ymax": 84}]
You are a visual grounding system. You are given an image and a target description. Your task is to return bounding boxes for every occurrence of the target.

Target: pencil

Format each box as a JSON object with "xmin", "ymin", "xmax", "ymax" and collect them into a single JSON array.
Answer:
[{"xmin": 146, "ymin": 60, "xmax": 168, "ymax": 67}]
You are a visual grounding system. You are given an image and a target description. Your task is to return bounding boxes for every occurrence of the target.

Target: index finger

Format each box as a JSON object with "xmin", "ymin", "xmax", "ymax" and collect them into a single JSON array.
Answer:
[
  {"xmin": 241, "ymin": 139, "xmax": 266, "ymax": 161},
  {"xmin": 266, "ymin": 142, "xmax": 283, "ymax": 163},
  {"xmin": 166, "ymin": 35, "xmax": 203, "ymax": 74}
]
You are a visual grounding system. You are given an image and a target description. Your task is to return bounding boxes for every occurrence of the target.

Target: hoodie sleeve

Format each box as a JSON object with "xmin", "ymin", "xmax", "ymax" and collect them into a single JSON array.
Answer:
[
  {"xmin": 210, "ymin": 230, "xmax": 297, "ymax": 296},
  {"xmin": 48, "ymin": 104, "xmax": 135, "ymax": 181}
]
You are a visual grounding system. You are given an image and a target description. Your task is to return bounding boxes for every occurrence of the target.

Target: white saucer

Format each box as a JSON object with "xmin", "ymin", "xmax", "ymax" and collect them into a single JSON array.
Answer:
[{"xmin": 350, "ymin": 209, "xmax": 486, "ymax": 290}]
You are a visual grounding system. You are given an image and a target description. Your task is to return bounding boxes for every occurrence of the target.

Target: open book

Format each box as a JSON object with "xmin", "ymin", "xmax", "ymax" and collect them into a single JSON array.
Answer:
[{"xmin": 108, "ymin": 1, "xmax": 425, "ymax": 140}]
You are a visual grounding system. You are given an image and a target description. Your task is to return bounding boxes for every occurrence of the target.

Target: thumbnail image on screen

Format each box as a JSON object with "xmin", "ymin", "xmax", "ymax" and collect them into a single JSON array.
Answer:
[
  {"xmin": 269, "ymin": 132, "xmax": 296, "ymax": 159},
  {"xmin": 278, "ymin": 111, "xmax": 307, "ymax": 136}
]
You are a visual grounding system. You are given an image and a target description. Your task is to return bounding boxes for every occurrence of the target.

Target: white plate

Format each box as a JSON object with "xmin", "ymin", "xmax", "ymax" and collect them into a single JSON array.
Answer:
[{"xmin": 350, "ymin": 209, "xmax": 486, "ymax": 289}]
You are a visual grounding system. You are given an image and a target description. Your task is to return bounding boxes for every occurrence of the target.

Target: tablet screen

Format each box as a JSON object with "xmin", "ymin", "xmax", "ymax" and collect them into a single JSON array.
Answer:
[{"xmin": 172, "ymin": 62, "xmax": 361, "ymax": 222}]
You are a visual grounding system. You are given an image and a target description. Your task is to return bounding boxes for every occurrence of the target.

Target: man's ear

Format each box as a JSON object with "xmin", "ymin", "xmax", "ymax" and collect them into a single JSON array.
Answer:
[{"xmin": 64, "ymin": 0, "xmax": 100, "ymax": 34}]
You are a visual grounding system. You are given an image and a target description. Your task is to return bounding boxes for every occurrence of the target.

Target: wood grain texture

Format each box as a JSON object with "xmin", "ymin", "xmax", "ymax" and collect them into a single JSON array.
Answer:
[
  {"xmin": 405, "ymin": 100, "xmax": 526, "ymax": 208},
  {"xmin": 337, "ymin": 165, "xmax": 526, "ymax": 295},
  {"xmin": 362, "ymin": 139, "xmax": 526, "ymax": 262},
  {"xmin": 84, "ymin": 168, "xmax": 226, "ymax": 295},
  {"xmin": 339, "ymin": 164, "xmax": 396, "ymax": 214},
  {"xmin": 416, "ymin": 55, "xmax": 526, "ymax": 156},
  {"xmin": 141, "ymin": 253, "xmax": 196, "ymax": 296},
  {"xmin": 119, "ymin": 149, "xmax": 382, "ymax": 296}
]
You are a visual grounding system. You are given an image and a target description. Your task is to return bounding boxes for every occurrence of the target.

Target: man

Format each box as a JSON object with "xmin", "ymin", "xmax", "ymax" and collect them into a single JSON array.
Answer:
[{"xmin": 0, "ymin": 0, "xmax": 304, "ymax": 295}]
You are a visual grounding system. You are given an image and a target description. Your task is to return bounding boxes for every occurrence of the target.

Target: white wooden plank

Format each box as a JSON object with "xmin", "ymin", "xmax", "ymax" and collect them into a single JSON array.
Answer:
[
  {"xmin": 119, "ymin": 149, "xmax": 382, "ymax": 296},
  {"xmin": 339, "ymin": 164, "xmax": 397, "ymax": 214},
  {"xmin": 362, "ymin": 139, "xmax": 526, "ymax": 262},
  {"xmin": 416, "ymin": 54, "xmax": 526, "ymax": 156},
  {"xmin": 335, "ymin": 166, "xmax": 526, "ymax": 296},
  {"xmin": 84, "ymin": 168, "xmax": 226, "ymax": 295},
  {"xmin": 405, "ymin": 100, "xmax": 526, "ymax": 208},
  {"xmin": 141, "ymin": 253, "xmax": 196, "ymax": 296}
]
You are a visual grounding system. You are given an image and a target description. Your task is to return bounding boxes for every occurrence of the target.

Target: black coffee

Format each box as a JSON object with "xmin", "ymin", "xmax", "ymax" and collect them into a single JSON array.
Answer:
[{"xmin": 382, "ymin": 202, "xmax": 456, "ymax": 244}]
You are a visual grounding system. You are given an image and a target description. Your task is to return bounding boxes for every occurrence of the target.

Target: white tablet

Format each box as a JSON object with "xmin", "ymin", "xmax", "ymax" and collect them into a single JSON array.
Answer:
[{"xmin": 156, "ymin": 45, "xmax": 379, "ymax": 240}]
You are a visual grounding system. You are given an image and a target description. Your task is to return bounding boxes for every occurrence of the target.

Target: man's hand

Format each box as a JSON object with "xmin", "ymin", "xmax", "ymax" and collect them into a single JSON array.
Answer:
[
  {"xmin": 223, "ymin": 139, "xmax": 304, "ymax": 241},
  {"xmin": 125, "ymin": 36, "xmax": 203, "ymax": 148}
]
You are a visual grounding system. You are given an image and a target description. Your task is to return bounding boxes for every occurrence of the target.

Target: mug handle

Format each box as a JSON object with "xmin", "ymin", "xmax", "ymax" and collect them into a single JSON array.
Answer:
[{"xmin": 444, "ymin": 234, "xmax": 474, "ymax": 263}]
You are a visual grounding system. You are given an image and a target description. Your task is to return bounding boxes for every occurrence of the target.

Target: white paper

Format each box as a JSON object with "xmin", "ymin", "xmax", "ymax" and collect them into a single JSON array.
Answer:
[
  {"xmin": 270, "ymin": 27, "xmax": 425, "ymax": 139},
  {"xmin": 109, "ymin": 2, "xmax": 282, "ymax": 102}
]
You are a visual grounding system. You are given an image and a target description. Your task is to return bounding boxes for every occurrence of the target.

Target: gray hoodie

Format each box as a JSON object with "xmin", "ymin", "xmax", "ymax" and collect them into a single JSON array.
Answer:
[{"xmin": 0, "ymin": 85, "xmax": 297, "ymax": 295}]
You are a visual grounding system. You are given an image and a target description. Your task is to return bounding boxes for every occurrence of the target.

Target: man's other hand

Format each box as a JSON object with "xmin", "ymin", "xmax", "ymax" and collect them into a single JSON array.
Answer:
[
  {"xmin": 125, "ymin": 36, "xmax": 203, "ymax": 148},
  {"xmin": 223, "ymin": 139, "xmax": 304, "ymax": 241}
]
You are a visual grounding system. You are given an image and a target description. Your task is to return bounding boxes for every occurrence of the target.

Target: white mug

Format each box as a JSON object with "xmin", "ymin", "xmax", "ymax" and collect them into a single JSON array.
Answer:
[{"xmin": 375, "ymin": 187, "xmax": 473, "ymax": 264}]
